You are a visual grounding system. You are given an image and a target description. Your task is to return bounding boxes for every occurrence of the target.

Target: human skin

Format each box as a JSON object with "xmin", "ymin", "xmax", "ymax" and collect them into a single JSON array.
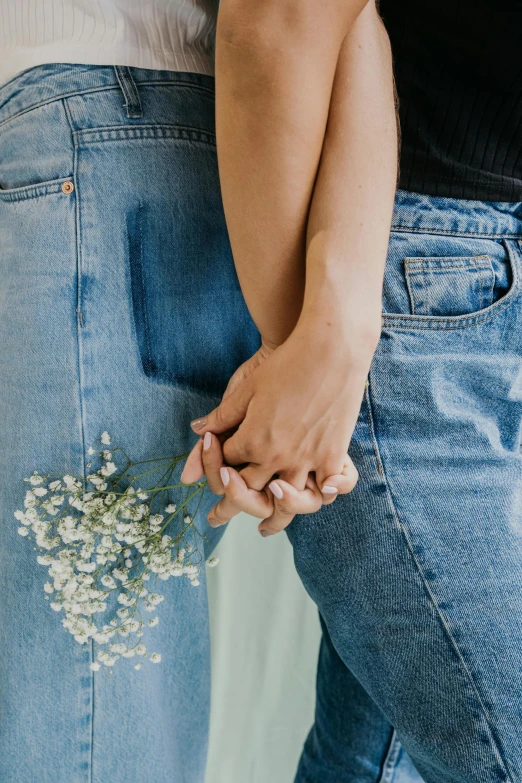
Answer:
[{"xmin": 181, "ymin": 0, "xmax": 398, "ymax": 535}]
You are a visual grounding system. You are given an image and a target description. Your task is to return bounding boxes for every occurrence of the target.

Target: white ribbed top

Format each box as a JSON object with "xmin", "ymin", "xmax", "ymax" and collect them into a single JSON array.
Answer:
[{"xmin": 0, "ymin": 0, "xmax": 219, "ymax": 87}]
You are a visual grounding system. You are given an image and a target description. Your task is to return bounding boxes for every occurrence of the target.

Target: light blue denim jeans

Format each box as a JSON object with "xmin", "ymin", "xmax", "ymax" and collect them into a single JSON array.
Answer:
[
  {"xmin": 289, "ymin": 192, "xmax": 522, "ymax": 782},
  {"xmin": 0, "ymin": 63, "xmax": 260, "ymax": 782}
]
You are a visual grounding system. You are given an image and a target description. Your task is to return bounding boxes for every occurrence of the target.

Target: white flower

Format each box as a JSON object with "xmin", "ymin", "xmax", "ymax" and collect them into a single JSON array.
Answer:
[
  {"xmin": 17, "ymin": 527, "xmax": 29, "ymax": 537},
  {"xmin": 101, "ymin": 432, "xmax": 111, "ymax": 445},
  {"xmin": 33, "ymin": 487, "xmax": 48, "ymax": 497},
  {"xmin": 89, "ymin": 661, "xmax": 101, "ymax": 671},
  {"xmin": 206, "ymin": 557, "xmax": 219, "ymax": 568},
  {"xmin": 24, "ymin": 491, "xmax": 36, "ymax": 508},
  {"xmin": 165, "ymin": 504, "xmax": 176, "ymax": 514},
  {"xmin": 100, "ymin": 462, "xmax": 117, "ymax": 477},
  {"xmin": 77, "ymin": 561, "xmax": 96, "ymax": 573},
  {"xmin": 148, "ymin": 617, "xmax": 159, "ymax": 627},
  {"xmin": 102, "ymin": 450, "xmax": 113, "ymax": 461},
  {"xmin": 101, "ymin": 574, "xmax": 116, "ymax": 589},
  {"xmin": 87, "ymin": 447, "xmax": 95, "ymax": 456},
  {"xmin": 134, "ymin": 663, "xmax": 142, "ymax": 670},
  {"xmin": 28, "ymin": 473, "xmax": 44, "ymax": 486},
  {"xmin": 135, "ymin": 644, "xmax": 147, "ymax": 656},
  {"xmin": 44, "ymin": 583, "xmax": 54, "ymax": 594},
  {"xmin": 150, "ymin": 653, "xmax": 162, "ymax": 663},
  {"xmin": 49, "ymin": 480, "xmax": 62, "ymax": 491},
  {"xmin": 50, "ymin": 602, "xmax": 62, "ymax": 612}
]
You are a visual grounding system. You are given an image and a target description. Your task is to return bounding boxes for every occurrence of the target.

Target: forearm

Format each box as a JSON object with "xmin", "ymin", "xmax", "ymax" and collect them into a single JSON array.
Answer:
[
  {"xmin": 299, "ymin": 2, "xmax": 398, "ymax": 360},
  {"xmin": 215, "ymin": 0, "xmax": 369, "ymax": 348}
]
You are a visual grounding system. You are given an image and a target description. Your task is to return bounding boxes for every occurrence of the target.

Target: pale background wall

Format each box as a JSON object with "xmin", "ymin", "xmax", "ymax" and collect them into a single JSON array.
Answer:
[{"xmin": 205, "ymin": 513, "xmax": 322, "ymax": 783}]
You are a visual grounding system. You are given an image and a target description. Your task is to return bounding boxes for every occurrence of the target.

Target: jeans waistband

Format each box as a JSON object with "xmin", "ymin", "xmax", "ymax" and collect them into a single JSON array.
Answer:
[
  {"xmin": 392, "ymin": 189, "xmax": 522, "ymax": 237},
  {"xmin": 0, "ymin": 62, "xmax": 215, "ymax": 128},
  {"xmin": 2, "ymin": 63, "xmax": 522, "ymax": 238}
]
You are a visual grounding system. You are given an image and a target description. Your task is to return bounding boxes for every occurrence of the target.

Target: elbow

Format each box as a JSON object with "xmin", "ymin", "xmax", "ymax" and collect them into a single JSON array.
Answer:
[{"xmin": 217, "ymin": 0, "xmax": 370, "ymax": 52}]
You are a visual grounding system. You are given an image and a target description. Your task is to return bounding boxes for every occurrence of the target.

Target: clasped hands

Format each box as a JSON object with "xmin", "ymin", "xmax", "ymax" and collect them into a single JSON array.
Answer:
[{"xmin": 180, "ymin": 319, "xmax": 376, "ymax": 536}]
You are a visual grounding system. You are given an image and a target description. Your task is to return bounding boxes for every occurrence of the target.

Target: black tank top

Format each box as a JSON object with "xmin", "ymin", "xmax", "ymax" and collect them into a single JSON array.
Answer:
[{"xmin": 379, "ymin": 0, "xmax": 522, "ymax": 201}]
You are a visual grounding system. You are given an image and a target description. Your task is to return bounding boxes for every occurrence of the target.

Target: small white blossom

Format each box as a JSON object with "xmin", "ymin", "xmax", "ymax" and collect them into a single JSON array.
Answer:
[
  {"xmin": 33, "ymin": 487, "xmax": 48, "ymax": 497},
  {"xmin": 150, "ymin": 653, "xmax": 162, "ymax": 663},
  {"xmin": 100, "ymin": 462, "xmax": 117, "ymax": 477},
  {"xmin": 206, "ymin": 557, "xmax": 219, "ymax": 568},
  {"xmin": 89, "ymin": 661, "xmax": 101, "ymax": 671},
  {"xmin": 101, "ymin": 432, "xmax": 111, "ymax": 445}
]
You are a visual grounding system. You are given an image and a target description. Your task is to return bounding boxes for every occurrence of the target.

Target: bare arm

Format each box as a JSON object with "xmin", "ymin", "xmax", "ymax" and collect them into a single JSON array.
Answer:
[
  {"xmin": 215, "ymin": 0, "xmax": 370, "ymax": 348},
  {"xmin": 185, "ymin": 2, "xmax": 398, "ymax": 534}
]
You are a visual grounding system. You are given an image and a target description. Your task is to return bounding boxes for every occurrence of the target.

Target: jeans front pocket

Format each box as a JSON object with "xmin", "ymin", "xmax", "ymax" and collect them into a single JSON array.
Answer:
[{"xmin": 404, "ymin": 255, "xmax": 494, "ymax": 317}]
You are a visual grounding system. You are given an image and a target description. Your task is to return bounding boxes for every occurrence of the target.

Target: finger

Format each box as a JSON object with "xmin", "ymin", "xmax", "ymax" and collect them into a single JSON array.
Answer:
[
  {"xmin": 207, "ymin": 465, "xmax": 273, "ymax": 527},
  {"xmin": 180, "ymin": 438, "xmax": 204, "ymax": 483},
  {"xmin": 315, "ymin": 456, "xmax": 348, "ymax": 494},
  {"xmin": 189, "ymin": 382, "xmax": 253, "ymax": 436},
  {"xmin": 277, "ymin": 466, "xmax": 309, "ymax": 492},
  {"xmin": 318, "ymin": 457, "xmax": 359, "ymax": 502},
  {"xmin": 222, "ymin": 429, "xmax": 263, "ymax": 467},
  {"xmin": 200, "ymin": 431, "xmax": 230, "ymax": 495},
  {"xmin": 237, "ymin": 463, "xmax": 280, "ymax": 492},
  {"xmin": 258, "ymin": 478, "xmax": 323, "ymax": 537}
]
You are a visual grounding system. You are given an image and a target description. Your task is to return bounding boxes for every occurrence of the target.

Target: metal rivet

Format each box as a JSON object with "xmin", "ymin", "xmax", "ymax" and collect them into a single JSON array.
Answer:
[{"xmin": 62, "ymin": 181, "xmax": 74, "ymax": 194}]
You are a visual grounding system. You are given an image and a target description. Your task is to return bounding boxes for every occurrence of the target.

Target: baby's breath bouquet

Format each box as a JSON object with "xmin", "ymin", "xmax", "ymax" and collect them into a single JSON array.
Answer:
[{"xmin": 15, "ymin": 432, "xmax": 217, "ymax": 671}]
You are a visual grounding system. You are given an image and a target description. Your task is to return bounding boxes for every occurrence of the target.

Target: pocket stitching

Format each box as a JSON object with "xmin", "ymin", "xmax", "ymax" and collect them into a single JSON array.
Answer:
[
  {"xmin": 404, "ymin": 255, "xmax": 495, "ymax": 318},
  {"xmin": 0, "ymin": 176, "xmax": 73, "ymax": 202},
  {"xmin": 383, "ymin": 239, "xmax": 520, "ymax": 331}
]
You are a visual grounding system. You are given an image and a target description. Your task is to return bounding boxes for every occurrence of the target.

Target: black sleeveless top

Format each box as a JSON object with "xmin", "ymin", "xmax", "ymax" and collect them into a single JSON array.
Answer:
[{"xmin": 379, "ymin": 0, "xmax": 522, "ymax": 202}]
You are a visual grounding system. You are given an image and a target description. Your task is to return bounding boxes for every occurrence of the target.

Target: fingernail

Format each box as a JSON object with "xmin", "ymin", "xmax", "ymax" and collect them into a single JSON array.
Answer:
[
  {"xmin": 322, "ymin": 485, "xmax": 338, "ymax": 494},
  {"xmin": 268, "ymin": 480, "xmax": 283, "ymax": 499},
  {"xmin": 260, "ymin": 530, "xmax": 272, "ymax": 537},
  {"xmin": 190, "ymin": 417, "xmax": 207, "ymax": 431},
  {"xmin": 220, "ymin": 467, "xmax": 230, "ymax": 487},
  {"xmin": 208, "ymin": 516, "xmax": 219, "ymax": 527},
  {"xmin": 180, "ymin": 469, "xmax": 187, "ymax": 483},
  {"xmin": 203, "ymin": 431, "xmax": 212, "ymax": 451}
]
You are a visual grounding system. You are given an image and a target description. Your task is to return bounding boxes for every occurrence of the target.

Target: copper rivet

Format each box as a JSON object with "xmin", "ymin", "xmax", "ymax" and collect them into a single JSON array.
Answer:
[{"xmin": 62, "ymin": 181, "xmax": 74, "ymax": 194}]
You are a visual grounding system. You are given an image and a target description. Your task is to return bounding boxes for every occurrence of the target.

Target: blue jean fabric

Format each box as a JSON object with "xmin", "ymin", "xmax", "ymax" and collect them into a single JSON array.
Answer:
[
  {"xmin": 290, "ymin": 191, "xmax": 522, "ymax": 783},
  {"xmin": 0, "ymin": 64, "xmax": 260, "ymax": 782}
]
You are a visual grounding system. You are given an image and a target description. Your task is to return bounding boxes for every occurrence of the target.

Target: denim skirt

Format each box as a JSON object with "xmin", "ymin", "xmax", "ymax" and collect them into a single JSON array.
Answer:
[{"xmin": 0, "ymin": 63, "xmax": 260, "ymax": 782}]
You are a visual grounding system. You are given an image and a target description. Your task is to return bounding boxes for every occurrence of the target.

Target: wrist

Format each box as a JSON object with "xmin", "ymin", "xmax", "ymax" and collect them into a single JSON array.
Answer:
[{"xmin": 295, "ymin": 308, "xmax": 381, "ymax": 366}]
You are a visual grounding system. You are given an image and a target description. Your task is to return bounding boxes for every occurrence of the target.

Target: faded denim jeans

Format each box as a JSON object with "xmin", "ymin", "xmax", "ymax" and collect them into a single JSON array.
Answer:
[
  {"xmin": 290, "ymin": 191, "xmax": 522, "ymax": 783},
  {"xmin": 0, "ymin": 63, "xmax": 260, "ymax": 782},
  {"xmin": 2, "ymin": 61, "xmax": 522, "ymax": 783}
]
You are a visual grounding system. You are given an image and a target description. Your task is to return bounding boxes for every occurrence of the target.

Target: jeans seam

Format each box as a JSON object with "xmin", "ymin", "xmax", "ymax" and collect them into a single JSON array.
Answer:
[
  {"xmin": 0, "ymin": 81, "xmax": 215, "ymax": 130},
  {"xmin": 364, "ymin": 381, "xmax": 514, "ymax": 783},
  {"xmin": 63, "ymin": 96, "xmax": 94, "ymax": 783},
  {"xmin": 378, "ymin": 729, "xmax": 402, "ymax": 783}
]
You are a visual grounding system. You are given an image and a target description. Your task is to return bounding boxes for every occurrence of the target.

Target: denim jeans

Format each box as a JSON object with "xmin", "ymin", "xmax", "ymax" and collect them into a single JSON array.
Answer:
[
  {"xmin": 289, "ymin": 191, "xmax": 522, "ymax": 783},
  {"xmin": 0, "ymin": 64, "xmax": 260, "ymax": 782}
]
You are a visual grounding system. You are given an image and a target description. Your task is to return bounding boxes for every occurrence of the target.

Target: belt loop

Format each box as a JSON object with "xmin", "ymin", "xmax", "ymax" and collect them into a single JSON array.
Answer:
[{"xmin": 114, "ymin": 66, "xmax": 143, "ymax": 119}]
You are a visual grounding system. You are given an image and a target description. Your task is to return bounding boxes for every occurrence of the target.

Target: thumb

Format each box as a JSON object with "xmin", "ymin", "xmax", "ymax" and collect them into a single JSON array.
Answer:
[{"xmin": 190, "ymin": 381, "xmax": 252, "ymax": 435}]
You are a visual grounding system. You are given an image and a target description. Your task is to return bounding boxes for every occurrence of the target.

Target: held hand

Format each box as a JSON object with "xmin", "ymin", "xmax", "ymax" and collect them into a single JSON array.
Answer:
[
  {"xmin": 183, "ymin": 316, "xmax": 376, "ymax": 506},
  {"xmin": 197, "ymin": 430, "xmax": 357, "ymax": 536}
]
